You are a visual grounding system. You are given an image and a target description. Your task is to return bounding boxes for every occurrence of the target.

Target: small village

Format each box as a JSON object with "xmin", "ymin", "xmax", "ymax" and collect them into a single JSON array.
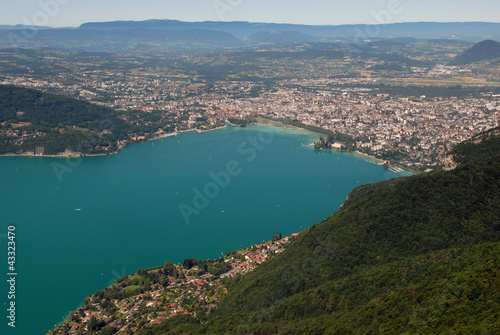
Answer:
[{"xmin": 48, "ymin": 232, "xmax": 297, "ymax": 335}]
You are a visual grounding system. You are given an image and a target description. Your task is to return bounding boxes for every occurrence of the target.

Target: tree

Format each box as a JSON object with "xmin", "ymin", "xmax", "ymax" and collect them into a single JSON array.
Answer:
[
  {"xmin": 99, "ymin": 326, "xmax": 118, "ymax": 335},
  {"xmin": 163, "ymin": 260, "xmax": 177, "ymax": 276},
  {"xmin": 272, "ymin": 231, "xmax": 283, "ymax": 242},
  {"xmin": 183, "ymin": 257, "xmax": 197, "ymax": 270}
]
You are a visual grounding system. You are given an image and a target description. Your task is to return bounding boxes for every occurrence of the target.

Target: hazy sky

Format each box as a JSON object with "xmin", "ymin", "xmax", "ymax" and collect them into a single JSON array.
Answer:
[{"xmin": 1, "ymin": 0, "xmax": 499, "ymax": 27}]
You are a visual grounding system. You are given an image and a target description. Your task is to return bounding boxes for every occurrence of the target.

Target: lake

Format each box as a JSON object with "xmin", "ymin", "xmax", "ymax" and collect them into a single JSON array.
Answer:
[{"xmin": 0, "ymin": 124, "xmax": 411, "ymax": 334}]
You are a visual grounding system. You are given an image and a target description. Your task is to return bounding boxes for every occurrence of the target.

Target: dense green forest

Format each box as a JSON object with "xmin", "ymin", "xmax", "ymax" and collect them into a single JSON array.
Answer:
[
  {"xmin": 131, "ymin": 126, "xmax": 500, "ymax": 334},
  {"xmin": 0, "ymin": 84, "xmax": 126, "ymax": 155},
  {"xmin": 0, "ymin": 85, "xmax": 181, "ymax": 155}
]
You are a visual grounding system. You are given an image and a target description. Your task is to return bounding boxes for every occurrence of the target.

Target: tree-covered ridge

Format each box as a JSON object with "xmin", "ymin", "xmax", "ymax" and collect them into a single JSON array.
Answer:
[
  {"xmin": 339, "ymin": 177, "xmax": 406, "ymax": 209},
  {"xmin": 445, "ymin": 125, "xmax": 500, "ymax": 167},
  {"xmin": 138, "ymin": 127, "xmax": 499, "ymax": 334},
  {"xmin": 207, "ymin": 243, "xmax": 500, "ymax": 334},
  {"xmin": 0, "ymin": 84, "xmax": 128, "ymax": 155},
  {"xmin": 0, "ymin": 85, "xmax": 224, "ymax": 156},
  {"xmin": 0, "ymin": 84, "xmax": 111, "ymax": 127}
]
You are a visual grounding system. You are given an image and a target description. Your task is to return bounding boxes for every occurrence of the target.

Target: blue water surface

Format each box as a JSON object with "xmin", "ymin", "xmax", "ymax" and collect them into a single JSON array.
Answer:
[{"xmin": 0, "ymin": 125, "xmax": 410, "ymax": 334}]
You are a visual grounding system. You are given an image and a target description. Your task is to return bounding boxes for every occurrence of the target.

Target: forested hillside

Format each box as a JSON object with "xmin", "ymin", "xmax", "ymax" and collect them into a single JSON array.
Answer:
[
  {"xmin": 0, "ymin": 85, "xmax": 129, "ymax": 155},
  {"xmin": 0, "ymin": 85, "xmax": 179, "ymax": 155},
  {"xmin": 135, "ymin": 126, "xmax": 500, "ymax": 334}
]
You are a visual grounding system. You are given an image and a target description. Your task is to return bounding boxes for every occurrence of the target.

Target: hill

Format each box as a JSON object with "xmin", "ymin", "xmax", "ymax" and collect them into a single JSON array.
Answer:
[
  {"xmin": 452, "ymin": 39, "xmax": 500, "ymax": 64},
  {"xmin": 48, "ymin": 126, "xmax": 500, "ymax": 334},
  {"xmin": 0, "ymin": 85, "xmax": 183, "ymax": 156},
  {"xmin": 0, "ymin": 85, "xmax": 131, "ymax": 155}
]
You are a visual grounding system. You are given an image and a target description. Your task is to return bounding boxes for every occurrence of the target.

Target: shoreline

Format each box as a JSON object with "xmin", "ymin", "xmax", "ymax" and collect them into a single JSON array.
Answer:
[
  {"xmin": 352, "ymin": 151, "xmax": 419, "ymax": 175},
  {"xmin": 0, "ymin": 122, "xmax": 420, "ymax": 175},
  {"xmin": 195, "ymin": 124, "xmax": 228, "ymax": 133},
  {"xmin": 254, "ymin": 118, "xmax": 418, "ymax": 175},
  {"xmin": 255, "ymin": 117, "xmax": 318, "ymax": 134},
  {"xmin": 254, "ymin": 118, "xmax": 322, "ymax": 146},
  {"xmin": 354, "ymin": 150, "xmax": 387, "ymax": 164},
  {"xmin": 0, "ymin": 125, "xmax": 229, "ymax": 158}
]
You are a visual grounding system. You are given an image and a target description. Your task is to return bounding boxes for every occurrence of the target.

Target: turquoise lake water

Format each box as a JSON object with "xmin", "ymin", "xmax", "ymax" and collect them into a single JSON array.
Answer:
[{"xmin": 0, "ymin": 125, "xmax": 411, "ymax": 334}]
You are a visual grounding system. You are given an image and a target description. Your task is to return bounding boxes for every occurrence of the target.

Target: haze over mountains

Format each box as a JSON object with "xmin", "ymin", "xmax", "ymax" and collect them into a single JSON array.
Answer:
[
  {"xmin": 1, "ymin": 20, "xmax": 500, "ymax": 54},
  {"xmin": 78, "ymin": 20, "xmax": 500, "ymax": 41}
]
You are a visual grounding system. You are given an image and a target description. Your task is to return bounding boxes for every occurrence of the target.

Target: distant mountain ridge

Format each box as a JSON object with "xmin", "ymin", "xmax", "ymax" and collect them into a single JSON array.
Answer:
[
  {"xmin": 0, "ymin": 27, "xmax": 243, "ymax": 54},
  {"xmin": 0, "ymin": 24, "xmax": 54, "ymax": 30},
  {"xmin": 1, "ymin": 20, "xmax": 500, "ymax": 54},
  {"xmin": 79, "ymin": 20, "xmax": 500, "ymax": 42}
]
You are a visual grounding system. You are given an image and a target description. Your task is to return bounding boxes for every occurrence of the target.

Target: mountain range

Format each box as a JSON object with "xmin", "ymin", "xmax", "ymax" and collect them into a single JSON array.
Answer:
[
  {"xmin": 78, "ymin": 20, "xmax": 500, "ymax": 42},
  {"xmin": 1, "ymin": 20, "xmax": 500, "ymax": 54}
]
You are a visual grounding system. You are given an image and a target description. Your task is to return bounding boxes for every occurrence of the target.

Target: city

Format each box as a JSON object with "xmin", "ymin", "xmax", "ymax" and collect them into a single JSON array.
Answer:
[{"xmin": 1, "ymin": 49, "xmax": 498, "ymax": 170}]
